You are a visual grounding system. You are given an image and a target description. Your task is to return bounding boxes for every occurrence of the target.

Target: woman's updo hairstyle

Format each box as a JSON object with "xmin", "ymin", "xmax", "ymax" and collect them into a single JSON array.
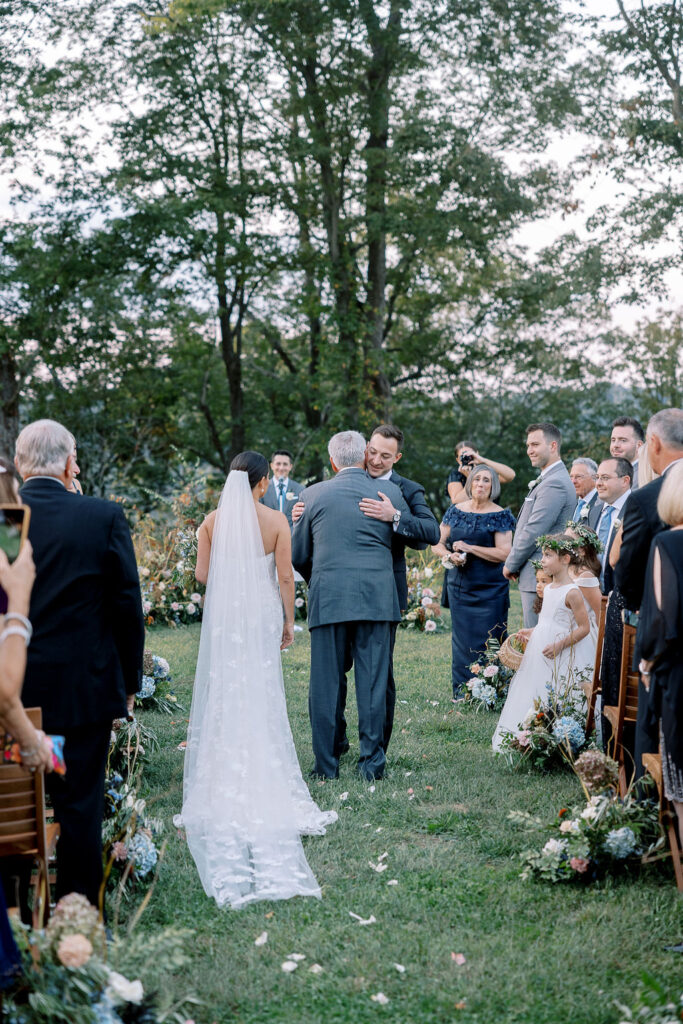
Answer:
[{"xmin": 230, "ymin": 451, "xmax": 269, "ymax": 490}]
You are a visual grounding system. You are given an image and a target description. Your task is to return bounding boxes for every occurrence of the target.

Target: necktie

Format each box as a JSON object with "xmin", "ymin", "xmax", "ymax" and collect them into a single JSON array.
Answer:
[
  {"xmin": 598, "ymin": 505, "xmax": 614, "ymax": 565},
  {"xmin": 573, "ymin": 498, "xmax": 586, "ymax": 523},
  {"xmin": 278, "ymin": 480, "xmax": 286, "ymax": 513}
]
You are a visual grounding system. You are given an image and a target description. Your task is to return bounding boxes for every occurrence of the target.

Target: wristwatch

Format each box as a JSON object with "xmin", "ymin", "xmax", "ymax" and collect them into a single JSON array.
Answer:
[{"xmin": 392, "ymin": 510, "xmax": 402, "ymax": 528}]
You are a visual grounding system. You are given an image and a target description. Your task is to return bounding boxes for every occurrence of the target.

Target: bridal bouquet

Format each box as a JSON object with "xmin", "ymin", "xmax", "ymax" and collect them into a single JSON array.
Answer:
[
  {"xmin": 497, "ymin": 683, "xmax": 590, "ymax": 770},
  {"xmin": 464, "ymin": 639, "xmax": 513, "ymax": 710}
]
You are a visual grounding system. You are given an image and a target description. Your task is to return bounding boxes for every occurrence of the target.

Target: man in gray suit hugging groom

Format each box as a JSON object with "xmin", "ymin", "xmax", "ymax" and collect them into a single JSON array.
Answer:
[
  {"xmin": 503, "ymin": 423, "xmax": 576, "ymax": 627},
  {"xmin": 292, "ymin": 431, "xmax": 411, "ymax": 781}
]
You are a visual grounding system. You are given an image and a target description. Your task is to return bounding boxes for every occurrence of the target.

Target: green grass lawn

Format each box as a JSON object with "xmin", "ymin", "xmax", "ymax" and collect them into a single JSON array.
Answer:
[{"xmin": 132, "ymin": 595, "xmax": 683, "ymax": 1024}]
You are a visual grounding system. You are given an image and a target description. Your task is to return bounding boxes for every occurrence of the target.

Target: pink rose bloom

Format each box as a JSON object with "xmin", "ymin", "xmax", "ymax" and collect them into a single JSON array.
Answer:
[
  {"xmin": 517, "ymin": 730, "xmax": 531, "ymax": 747},
  {"xmin": 471, "ymin": 664, "xmax": 481, "ymax": 675},
  {"xmin": 171, "ymin": 602, "xmax": 181, "ymax": 612},
  {"xmin": 112, "ymin": 841, "xmax": 128, "ymax": 862},
  {"xmin": 570, "ymin": 857, "xmax": 590, "ymax": 874},
  {"xmin": 57, "ymin": 933, "xmax": 93, "ymax": 968},
  {"xmin": 422, "ymin": 588, "xmax": 434, "ymax": 598}
]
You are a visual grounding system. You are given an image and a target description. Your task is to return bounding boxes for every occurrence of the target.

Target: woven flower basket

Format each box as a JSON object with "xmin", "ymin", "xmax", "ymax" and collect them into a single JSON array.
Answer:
[{"xmin": 499, "ymin": 633, "xmax": 526, "ymax": 671}]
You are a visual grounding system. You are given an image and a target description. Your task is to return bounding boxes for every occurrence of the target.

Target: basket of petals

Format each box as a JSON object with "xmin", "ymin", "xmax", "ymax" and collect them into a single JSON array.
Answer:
[{"xmin": 499, "ymin": 632, "xmax": 527, "ymax": 671}]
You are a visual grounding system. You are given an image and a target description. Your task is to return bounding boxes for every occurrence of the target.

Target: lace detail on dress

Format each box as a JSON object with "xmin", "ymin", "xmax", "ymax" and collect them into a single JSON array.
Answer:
[
  {"xmin": 174, "ymin": 479, "xmax": 337, "ymax": 909},
  {"xmin": 442, "ymin": 506, "xmax": 516, "ymax": 532}
]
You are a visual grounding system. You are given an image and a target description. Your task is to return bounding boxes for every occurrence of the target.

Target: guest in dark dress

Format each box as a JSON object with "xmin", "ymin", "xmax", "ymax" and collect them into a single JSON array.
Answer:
[
  {"xmin": 432, "ymin": 465, "xmax": 515, "ymax": 697},
  {"xmin": 638, "ymin": 465, "xmax": 683, "ymax": 834}
]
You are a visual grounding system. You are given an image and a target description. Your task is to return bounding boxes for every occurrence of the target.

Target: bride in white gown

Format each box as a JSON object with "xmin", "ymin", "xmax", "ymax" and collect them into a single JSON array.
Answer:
[
  {"xmin": 492, "ymin": 535, "xmax": 597, "ymax": 752},
  {"xmin": 174, "ymin": 452, "xmax": 337, "ymax": 909}
]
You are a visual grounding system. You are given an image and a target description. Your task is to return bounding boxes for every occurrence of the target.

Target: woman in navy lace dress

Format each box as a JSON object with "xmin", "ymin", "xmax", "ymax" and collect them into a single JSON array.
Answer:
[{"xmin": 433, "ymin": 465, "xmax": 515, "ymax": 697}]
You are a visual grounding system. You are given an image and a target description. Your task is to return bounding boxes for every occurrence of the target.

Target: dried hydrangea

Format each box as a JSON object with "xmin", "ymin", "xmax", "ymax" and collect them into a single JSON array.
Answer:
[
  {"xmin": 574, "ymin": 749, "xmax": 619, "ymax": 794},
  {"xmin": 46, "ymin": 892, "xmax": 105, "ymax": 953}
]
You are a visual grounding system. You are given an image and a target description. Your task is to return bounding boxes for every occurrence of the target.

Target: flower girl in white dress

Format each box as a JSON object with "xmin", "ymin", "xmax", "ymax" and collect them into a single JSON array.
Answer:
[{"xmin": 492, "ymin": 534, "xmax": 596, "ymax": 751}]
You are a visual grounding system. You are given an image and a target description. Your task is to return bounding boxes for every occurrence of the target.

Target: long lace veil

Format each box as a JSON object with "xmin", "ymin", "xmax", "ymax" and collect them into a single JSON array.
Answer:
[{"xmin": 176, "ymin": 469, "xmax": 336, "ymax": 909}]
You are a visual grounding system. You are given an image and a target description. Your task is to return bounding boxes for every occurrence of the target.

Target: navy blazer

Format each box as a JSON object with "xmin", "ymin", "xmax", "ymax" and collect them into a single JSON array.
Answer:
[
  {"xmin": 387, "ymin": 470, "xmax": 440, "ymax": 611},
  {"xmin": 19, "ymin": 478, "xmax": 144, "ymax": 732},
  {"xmin": 260, "ymin": 478, "xmax": 304, "ymax": 526}
]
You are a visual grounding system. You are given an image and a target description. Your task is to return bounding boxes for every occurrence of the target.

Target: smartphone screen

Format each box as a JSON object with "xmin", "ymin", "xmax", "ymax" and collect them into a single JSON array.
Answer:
[{"xmin": 0, "ymin": 507, "xmax": 26, "ymax": 564}]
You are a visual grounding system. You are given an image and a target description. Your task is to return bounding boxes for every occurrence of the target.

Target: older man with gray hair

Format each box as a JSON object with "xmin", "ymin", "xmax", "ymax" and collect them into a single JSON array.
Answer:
[
  {"xmin": 569, "ymin": 457, "xmax": 602, "ymax": 528},
  {"xmin": 12, "ymin": 419, "xmax": 144, "ymax": 911},
  {"xmin": 291, "ymin": 430, "xmax": 411, "ymax": 781}
]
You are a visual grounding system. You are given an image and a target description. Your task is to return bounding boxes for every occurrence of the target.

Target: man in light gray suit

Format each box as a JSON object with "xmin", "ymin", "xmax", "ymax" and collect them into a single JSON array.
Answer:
[
  {"xmin": 569, "ymin": 457, "xmax": 603, "ymax": 529},
  {"xmin": 503, "ymin": 423, "xmax": 576, "ymax": 627},
  {"xmin": 291, "ymin": 431, "xmax": 411, "ymax": 781}
]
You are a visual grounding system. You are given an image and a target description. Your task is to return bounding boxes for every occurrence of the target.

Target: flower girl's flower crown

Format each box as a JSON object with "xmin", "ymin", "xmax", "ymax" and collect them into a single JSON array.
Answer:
[
  {"xmin": 564, "ymin": 520, "xmax": 604, "ymax": 554},
  {"xmin": 537, "ymin": 533, "xmax": 583, "ymax": 556}
]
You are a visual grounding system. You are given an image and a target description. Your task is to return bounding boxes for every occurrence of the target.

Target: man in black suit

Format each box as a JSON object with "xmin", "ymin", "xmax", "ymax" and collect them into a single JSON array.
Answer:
[
  {"xmin": 361, "ymin": 425, "xmax": 440, "ymax": 750},
  {"xmin": 614, "ymin": 408, "xmax": 683, "ymax": 775},
  {"xmin": 14, "ymin": 419, "xmax": 144, "ymax": 908}
]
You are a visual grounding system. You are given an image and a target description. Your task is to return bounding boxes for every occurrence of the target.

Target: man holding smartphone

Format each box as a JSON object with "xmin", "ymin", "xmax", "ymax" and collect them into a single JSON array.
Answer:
[{"xmin": 14, "ymin": 419, "xmax": 144, "ymax": 911}]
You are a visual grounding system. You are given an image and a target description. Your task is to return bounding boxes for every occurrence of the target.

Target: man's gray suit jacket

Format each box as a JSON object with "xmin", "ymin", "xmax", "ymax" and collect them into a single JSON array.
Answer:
[
  {"xmin": 260, "ymin": 477, "xmax": 304, "ymax": 526},
  {"xmin": 505, "ymin": 461, "xmax": 576, "ymax": 593},
  {"xmin": 291, "ymin": 468, "xmax": 410, "ymax": 628}
]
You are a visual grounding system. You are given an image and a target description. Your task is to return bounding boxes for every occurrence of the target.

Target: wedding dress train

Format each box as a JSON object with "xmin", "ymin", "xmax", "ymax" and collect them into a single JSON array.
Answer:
[{"xmin": 174, "ymin": 471, "xmax": 337, "ymax": 908}]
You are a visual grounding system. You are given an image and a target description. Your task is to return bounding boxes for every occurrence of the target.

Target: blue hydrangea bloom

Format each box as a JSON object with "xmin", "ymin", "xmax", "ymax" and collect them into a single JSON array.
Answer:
[
  {"xmin": 128, "ymin": 831, "xmax": 158, "ymax": 877},
  {"xmin": 136, "ymin": 675, "xmax": 156, "ymax": 700},
  {"xmin": 92, "ymin": 994, "xmax": 124, "ymax": 1024},
  {"xmin": 604, "ymin": 826, "xmax": 637, "ymax": 859},
  {"xmin": 479, "ymin": 684, "xmax": 497, "ymax": 707},
  {"xmin": 552, "ymin": 716, "xmax": 585, "ymax": 753}
]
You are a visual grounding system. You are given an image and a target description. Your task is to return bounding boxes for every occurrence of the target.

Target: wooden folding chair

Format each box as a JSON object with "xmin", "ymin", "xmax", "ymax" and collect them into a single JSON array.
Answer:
[
  {"xmin": 602, "ymin": 623, "xmax": 639, "ymax": 797},
  {"xmin": 583, "ymin": 594, "xmax": 608, "ymax": 738},
  {"xmin": 642, "ymin": 751, "xmax": 683, "ymax": 891},
  {"xmin": 0, "ymin": 708, "xmax": 59, "ymax": 926}
]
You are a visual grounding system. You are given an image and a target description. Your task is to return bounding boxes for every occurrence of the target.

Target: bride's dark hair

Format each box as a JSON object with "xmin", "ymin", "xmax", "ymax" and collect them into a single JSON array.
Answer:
[{"xmin": 230, "ymin": 451, "xmax": 269, "ymax": 490}]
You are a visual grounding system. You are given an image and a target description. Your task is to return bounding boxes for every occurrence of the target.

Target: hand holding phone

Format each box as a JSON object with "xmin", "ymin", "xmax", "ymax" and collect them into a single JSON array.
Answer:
[{"xmin": 0, "ymin": 540, "xmax": 35, "ymax": 618}]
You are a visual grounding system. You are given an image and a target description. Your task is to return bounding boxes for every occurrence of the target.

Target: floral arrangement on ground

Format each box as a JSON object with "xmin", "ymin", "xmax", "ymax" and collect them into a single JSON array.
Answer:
[
  {"xmin": 4, "ymin": 892, "xmax": 195, "ymax": 1024},
  {"xmin": 103, "ymin": 718, "xmax": 163, "ymax": 897},
  {"xmin": 496, "ymin": 681, "xmax": 591, "ymax": 770},
  {"xmin": 509, "ymin": 750, "xmax": 664, "ymax": 883},
  {"xmin": 125, "ymin": 474, "xmax": 217, "ymax": 628},
  {"xmin": 400, "ymin": 556, "xmax": 446, "ymax": 634},
  {"xmin": 463, "ymin": 638, "xmax": 513, "ymax": 709},
  {"xmin": 136, "ymin": 653, "xmax": 182, "ymax": 715}
]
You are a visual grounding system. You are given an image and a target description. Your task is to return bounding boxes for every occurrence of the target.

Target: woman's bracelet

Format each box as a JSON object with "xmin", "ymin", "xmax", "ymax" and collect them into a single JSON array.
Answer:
[
  {"xmin": 0, "ymin": 625, "xmax": 31, "ymax": 646},
  {"xmin": 4, "ymin": 612, "xmax": 32, "ymax": 638}
]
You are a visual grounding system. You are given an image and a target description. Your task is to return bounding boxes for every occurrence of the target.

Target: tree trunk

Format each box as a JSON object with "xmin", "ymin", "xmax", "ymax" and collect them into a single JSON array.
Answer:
[{"xmin": 0, "ymin": 345, "xmax": 20, "ymax": 456}]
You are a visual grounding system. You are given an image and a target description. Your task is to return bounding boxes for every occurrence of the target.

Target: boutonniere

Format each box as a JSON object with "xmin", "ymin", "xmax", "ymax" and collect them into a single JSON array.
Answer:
[
  {"xmin": 613, "ymin": 518, "xmax": 623, "ymax": 532},
  {"xmin": 527, "ymin": 477, "xmax": 541, "ymax": 492},
  {"xmin": 580, "ymin": 504, "xmax": 590, "ymax": 520},
  {"xmin": 286, "ymin": 491, "xmax": 296, "ymax": 500}
]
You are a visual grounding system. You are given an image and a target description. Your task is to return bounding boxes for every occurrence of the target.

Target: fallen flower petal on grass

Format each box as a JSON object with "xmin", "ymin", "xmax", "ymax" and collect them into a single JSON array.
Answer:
[
  {"xmin": 287, "ymin": 953, "xmax": 306, "ymax": 961},
  {"xmin": 451, "ymin": 953, "xmax": 466, "ymax": 965},
  {"xmin": 369, "ymin": 785, "xmax": 376, "ymax": 793},
  {"xmin": 362, "ymin": 823, "xmax": 372, "ymax": 828},
  {"xmin": 387, "ymin": 879, "xmax": 398, "ymax": 886},
  {"xmin": 368, "ymin": 861, "xmax": 388, "ymax": 873},
  {"xmin": 425, "ymin": 786, "xmax": 433, "ymax": 792},
  {"xmin": 393, "ymin": 963, "xmax": 406, "ymax": 973},
  {"xmin": 254, "ymin": 931, "xmax": 268, "ymax": 947},
  {"xmin": 309, "ymin": 964, "xmax": 324, "ymax": 974},
  {"xmin": 339, "ymin": 792, "xmax": 349, "ymax": 801},
  {"xmin": 404, "ymin": 771, "xmax": 413, "ymax": 777},
  {"xmin": 177, "ymin": 741, "xmax": 187, "ymax": 751},
  {"xmin": 371, "ymin": 993, "xmax": 389, "ymax": 1005},
  {"xmin": 281, "ymin": 961, "xmax": 298, "ymax": 973},
  {"xmin": 375, "ymin": 827, "xmax": 383, "ymax": 833},
  {"xmin": 349, "ymin": 912, "xmax": 377, "ymax": 925},
  {"xmin": 407, "ymin": 788, "xmax": 414, "ymax": 795},
  {"xmin": 265, "ymin": 911, "xmax": 274, "ymax": 920}
]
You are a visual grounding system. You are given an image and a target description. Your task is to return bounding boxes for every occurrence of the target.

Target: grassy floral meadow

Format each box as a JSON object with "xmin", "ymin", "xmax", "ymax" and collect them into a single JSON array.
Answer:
[{"xmin": 131, "ymin": 596, "xmax": 683, "ymax": 1024}]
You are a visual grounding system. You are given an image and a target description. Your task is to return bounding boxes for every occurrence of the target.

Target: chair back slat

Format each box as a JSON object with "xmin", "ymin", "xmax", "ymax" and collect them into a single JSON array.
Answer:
[
  {"xmin": 0, "ymin": 707, "xmax": 56, "ymax": 924},
  {"xmin": 585, "ymin": 594, "xmax": 609, "ymax": 736}
]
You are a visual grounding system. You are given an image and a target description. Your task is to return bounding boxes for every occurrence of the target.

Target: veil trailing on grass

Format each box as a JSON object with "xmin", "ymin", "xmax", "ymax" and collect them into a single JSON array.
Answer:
[{"xmin": 174, "ymin": 469, "xmax": 336, "ymax": 908}]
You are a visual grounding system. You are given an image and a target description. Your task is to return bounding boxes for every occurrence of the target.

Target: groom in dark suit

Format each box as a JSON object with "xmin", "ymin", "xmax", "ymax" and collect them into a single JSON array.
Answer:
[
  {"xmin": 260, "ymin": 449, "xmax": 304, "ymax": 527},
  {"xmin": 14, "ymin": 419, "xmax": 144, "ymax": 909},
  {"xmin": 292, "ymin": 431, "xmax": 411, "ymax": 781},
  {"xmin": 361, "ymin": 425, "xmax": 440, "ymax": 750}
]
